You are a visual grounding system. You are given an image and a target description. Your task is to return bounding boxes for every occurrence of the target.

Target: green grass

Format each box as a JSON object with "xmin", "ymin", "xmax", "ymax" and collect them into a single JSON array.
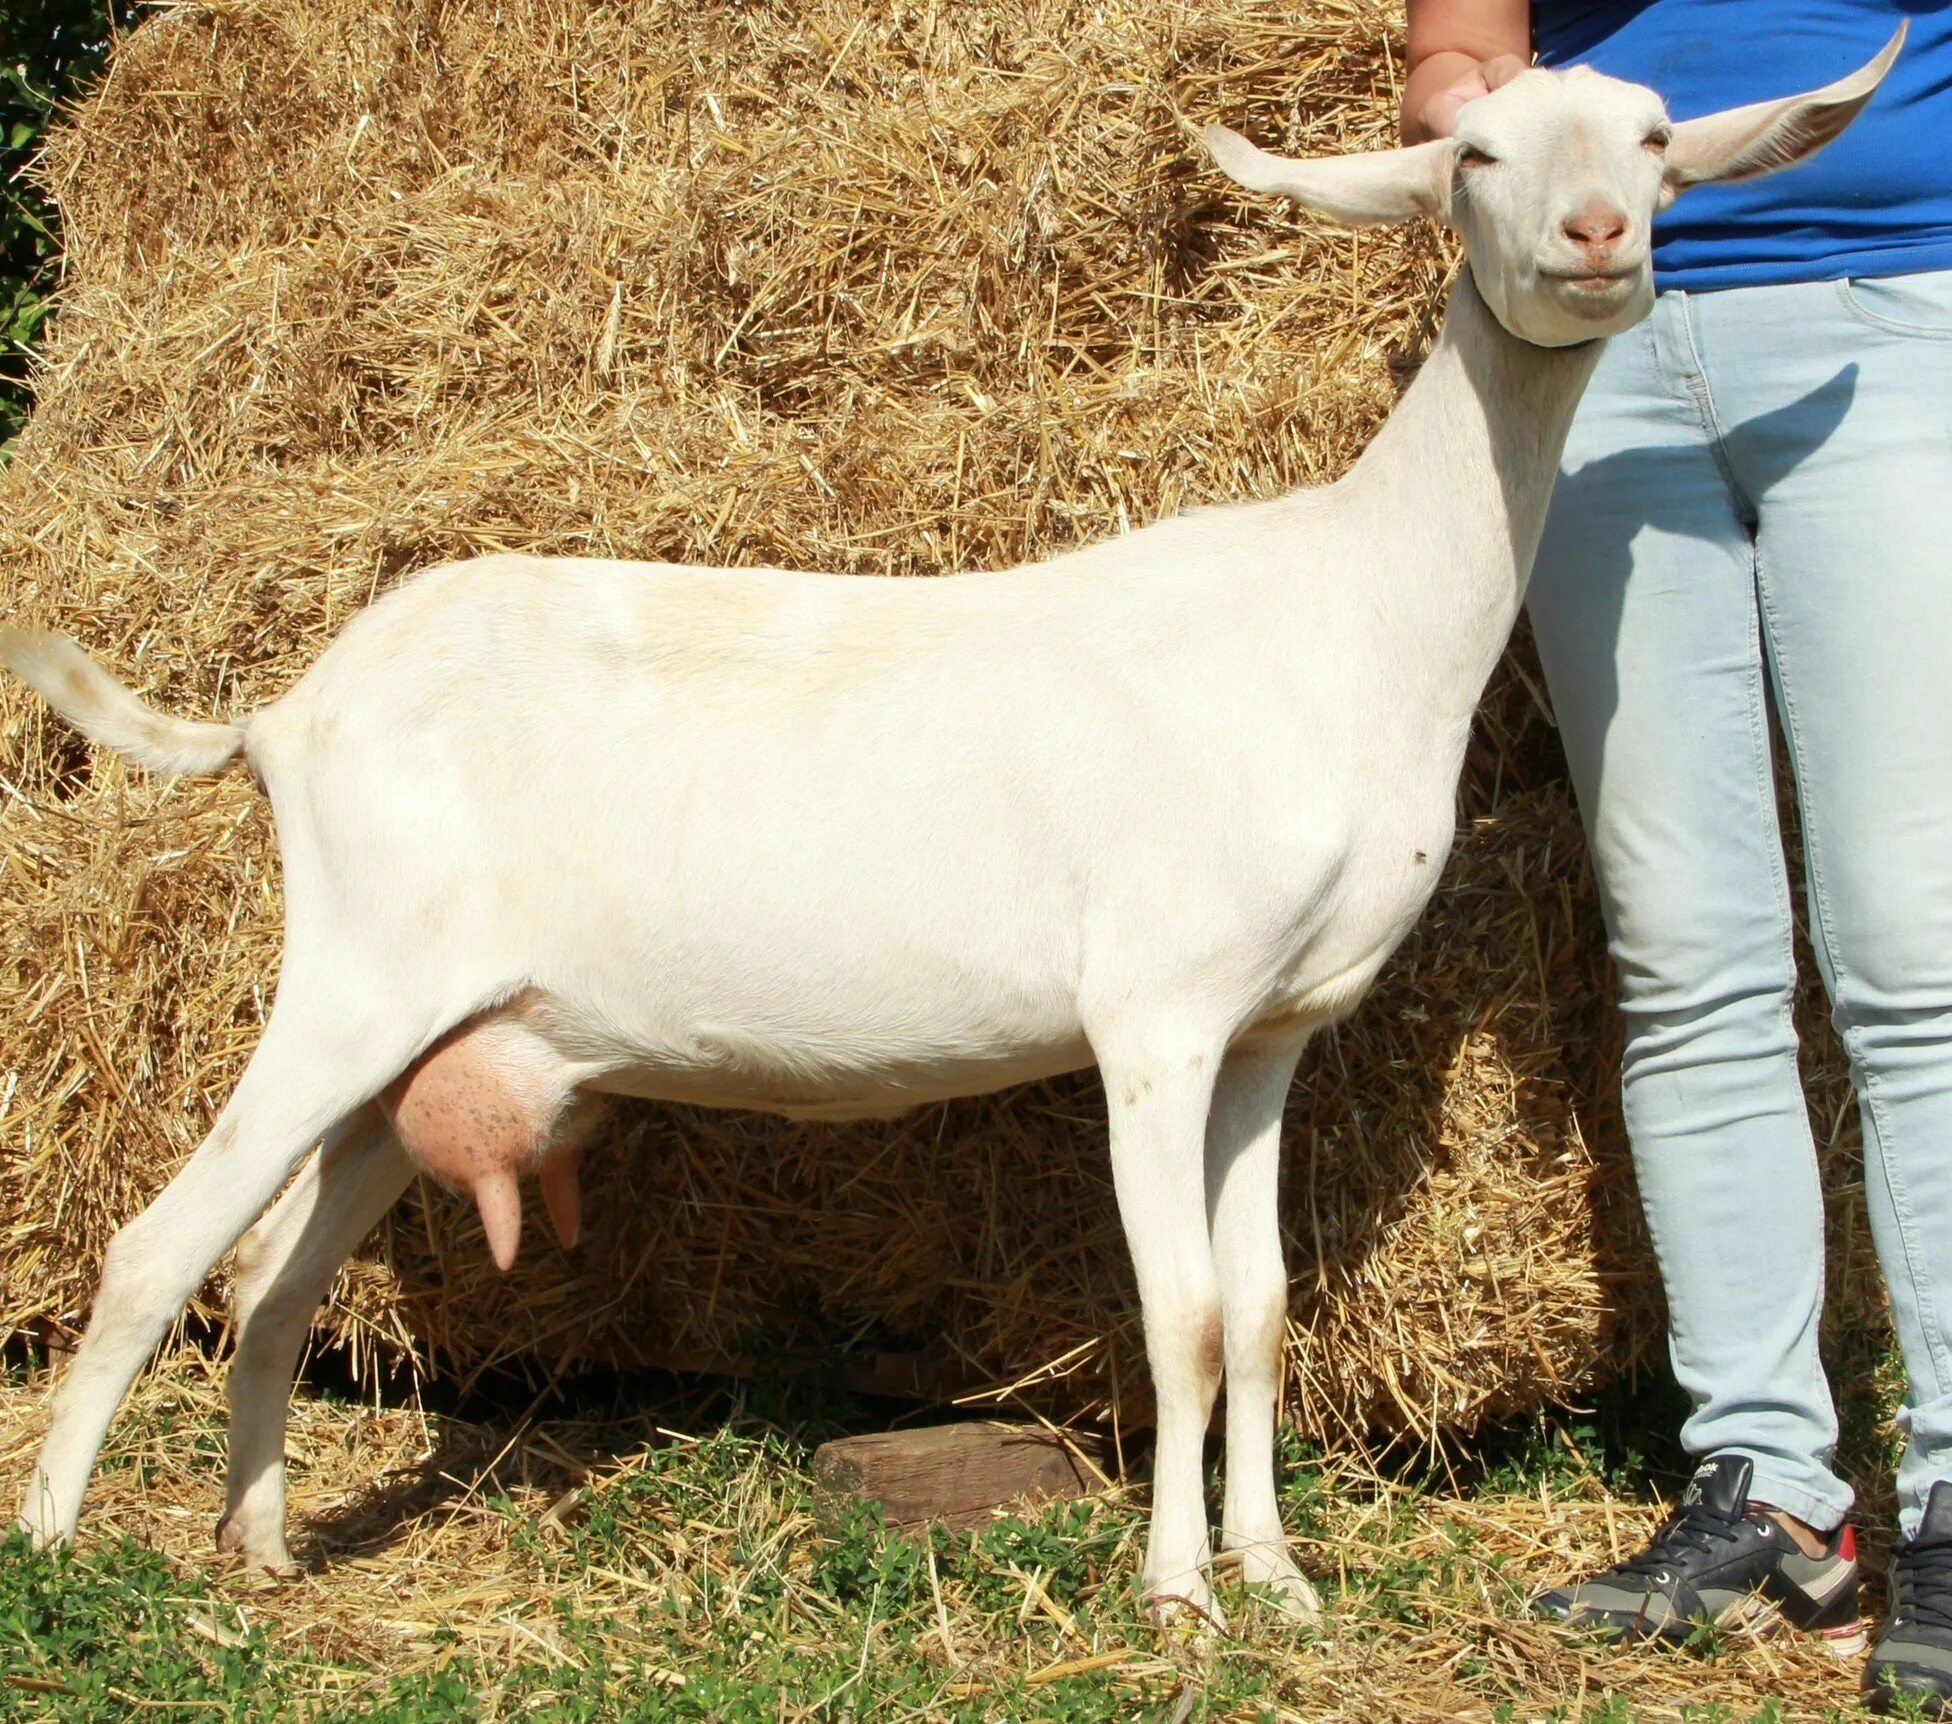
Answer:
[
  {"xmin": 0, "ymin": 1347, "xmax": 1911, "ymax": 1721},
  {"xmin": 1, "ymin": 1446, "xmax": 1197, "ymax": 1721},
  {"xmin": 0, "ymin": 3, "xmax": 136, "ymax": 442}
]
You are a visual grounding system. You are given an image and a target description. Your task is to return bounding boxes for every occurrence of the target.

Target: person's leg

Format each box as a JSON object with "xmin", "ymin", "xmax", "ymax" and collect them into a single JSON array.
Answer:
[
  {"xmin": 1710, "ymin": 270, "xmax": 1952, "ymax": 1539},
  {"xmin": 1527, "ymin": 289, "xmax": 1850, "ymax": 1533}
]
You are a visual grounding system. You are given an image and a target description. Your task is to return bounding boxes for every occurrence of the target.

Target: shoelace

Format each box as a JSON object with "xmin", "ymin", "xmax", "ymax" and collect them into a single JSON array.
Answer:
[
  {"xmin": 1608, "ymin": 1502, "xmax": 1751, "ymax": 1582},
  {"xmin": 1891, "ymin": 1537, "xmax": 1952, "ymax": 1633}
]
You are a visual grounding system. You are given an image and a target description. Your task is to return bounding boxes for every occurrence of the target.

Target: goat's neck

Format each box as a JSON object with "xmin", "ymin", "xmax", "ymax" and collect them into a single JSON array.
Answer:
[{"xmin": 1332, "ymin": 271, "xmax": 1602, "ymax": 724}]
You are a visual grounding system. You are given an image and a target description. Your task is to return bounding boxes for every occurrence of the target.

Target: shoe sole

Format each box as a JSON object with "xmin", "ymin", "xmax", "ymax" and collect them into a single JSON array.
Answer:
[
  {"xmin": 1541, "ymin": 1594, "xmax": 1868, "ymax": 1659},
  {"xmin": 1714, "ymin": 1591, "xmax": 1867, "ymax": 1659}
]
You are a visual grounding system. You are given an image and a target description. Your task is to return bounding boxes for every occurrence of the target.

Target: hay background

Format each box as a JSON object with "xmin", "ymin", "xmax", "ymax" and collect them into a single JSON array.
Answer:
[{"xmin": 0, "ymin": 0, "xmax": 1880, "ymax": 1445}]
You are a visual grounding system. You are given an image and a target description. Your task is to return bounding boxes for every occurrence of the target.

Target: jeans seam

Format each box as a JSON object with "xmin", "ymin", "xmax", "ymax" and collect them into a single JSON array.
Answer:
[
  {"xmin": 1676, "ymin": 296, "xmax": 1759, "ymax": 521},
  {"xmin": 1738, "ymin": 557, "xmax": 1803, "ymax": 1076},
  {"xmin": 1745, "ymin": 558, "xmax": 1826, "ymax": 1387},
  {"xmin": 1833, "ymin": 275, "xmax": 1952, "ymax": 341},
  {"xmin": 1643, "ymin": 296, "xmax": 1679, "ymax": 400},
  {"xmin": 1759, "ymin": 544, "xmax": 1952, "ymax": 1401}
]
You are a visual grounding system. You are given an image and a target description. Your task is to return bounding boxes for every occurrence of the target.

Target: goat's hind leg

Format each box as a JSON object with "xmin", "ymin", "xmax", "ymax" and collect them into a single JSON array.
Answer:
[
  {"xmin": 16, "ymin": 977, "xmax": 430, "ymax": 1550},
  {"xmin": 218, "ymin": 1108, "xmax": 414, "ymax": 1571}
]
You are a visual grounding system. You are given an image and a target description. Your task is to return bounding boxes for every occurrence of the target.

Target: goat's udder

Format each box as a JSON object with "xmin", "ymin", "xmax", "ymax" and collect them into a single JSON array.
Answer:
[{"xmin": 378, "ymin": 1015, "xmax": 582, "ymax": 1271}]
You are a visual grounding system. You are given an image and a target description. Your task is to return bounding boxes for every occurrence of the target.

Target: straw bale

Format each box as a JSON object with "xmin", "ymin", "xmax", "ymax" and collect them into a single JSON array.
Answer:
[{"xmin": 0, "ymin": 0, "xmax": 1872, "ymax": 1443}]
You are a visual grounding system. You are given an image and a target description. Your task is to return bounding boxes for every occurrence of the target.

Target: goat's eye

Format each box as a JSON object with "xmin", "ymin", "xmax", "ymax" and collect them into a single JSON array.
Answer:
[
  {"xmin": 1643, "ymin": 127, "xmax": 1672, "ymax": 153},
  {"xmin": 1458, "ymin": 144, "xmax": 1495, "ymax": 169}
]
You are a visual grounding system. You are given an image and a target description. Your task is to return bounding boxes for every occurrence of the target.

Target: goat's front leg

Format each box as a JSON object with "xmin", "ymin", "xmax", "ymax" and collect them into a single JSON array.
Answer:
[
  {"xmin": 1206, "ymin": 1035, "xmax": 1320, "ymax": 1620},
  {"xmin": 1095, "ymin": 1024, "xmax": 1226, "ymax": 1626},
  {"xmin": 219, "ymin": 1109, "xmax": 415, "ymax": 1571}
]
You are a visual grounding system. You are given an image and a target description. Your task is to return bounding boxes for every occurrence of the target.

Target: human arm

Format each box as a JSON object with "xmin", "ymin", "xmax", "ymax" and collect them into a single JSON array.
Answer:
[{"xmin": 1402, "ymin": 0, "xmax": 1532, "ymax": 142}]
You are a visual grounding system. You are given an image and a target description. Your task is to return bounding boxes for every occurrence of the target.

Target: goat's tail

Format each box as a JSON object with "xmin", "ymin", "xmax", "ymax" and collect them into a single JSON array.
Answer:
[{"xmin": 0, "ymin": 627, "xmax": 247, "ymax": 776}]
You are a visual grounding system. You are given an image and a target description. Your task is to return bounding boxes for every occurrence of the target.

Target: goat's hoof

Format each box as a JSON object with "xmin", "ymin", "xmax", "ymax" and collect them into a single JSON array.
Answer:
[
  {"xmin": 14, "ymin": 1509, "xmax": 70, "ymax": 1554},
  {"xmin": 1145, "ymin": 1580, "xmax": 1225, "ymax": 1636},
  {"xmin": 214, "ymin": 1513, "xmax": 297, "ymax": 1576},
  {"xmin": 1260, "ymin": 1566, "xmax": 1323, "ymax": 1622},
  {"xmin": 1227, "ymin": 1546, "xmax": 1323, "ymax": 1622}
]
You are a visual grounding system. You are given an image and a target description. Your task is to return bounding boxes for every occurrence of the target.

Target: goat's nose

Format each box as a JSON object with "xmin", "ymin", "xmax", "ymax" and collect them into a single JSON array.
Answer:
[{"xmin": 1561, "ymin": 203, "xmax": 1628, "ymax": 248}]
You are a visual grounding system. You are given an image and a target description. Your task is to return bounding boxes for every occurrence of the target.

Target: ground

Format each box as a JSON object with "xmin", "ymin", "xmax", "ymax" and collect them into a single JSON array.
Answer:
[{"xmin": 0, "ymin": 1348, "xmax": 1918, "ymax": 1722}]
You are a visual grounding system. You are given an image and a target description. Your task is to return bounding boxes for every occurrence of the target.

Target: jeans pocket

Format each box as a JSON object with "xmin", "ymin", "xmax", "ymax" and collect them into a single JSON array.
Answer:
[{"xmin": 1836, "ymin": 270, "xmax": 1952, "ymax": 340}]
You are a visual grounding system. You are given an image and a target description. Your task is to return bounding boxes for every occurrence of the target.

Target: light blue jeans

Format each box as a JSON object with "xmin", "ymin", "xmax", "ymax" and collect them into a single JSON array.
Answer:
[{"xmin": 1529, "ymin": 268, "xmax": 1952, "ymax": 1537}]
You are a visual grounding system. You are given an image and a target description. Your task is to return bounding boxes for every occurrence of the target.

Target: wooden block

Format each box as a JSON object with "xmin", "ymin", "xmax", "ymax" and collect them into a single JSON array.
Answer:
[{"xmin": 812, "ymin": 1422, "xmax": 1109, "ymax": 1533}]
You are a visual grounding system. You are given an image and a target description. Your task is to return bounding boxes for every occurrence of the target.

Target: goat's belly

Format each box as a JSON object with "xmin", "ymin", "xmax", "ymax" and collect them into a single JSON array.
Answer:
[
  {"xmin": 527, "ymin": 924, "xmax": 1096, "ymax": 1114},
  {"xmin": 579, "ymin": 1024, "xmax": 1097, "ymax": 1118},
  {"xmin": 380, "ymin": 999, "xmax": 1092, "ymax": 1275}
]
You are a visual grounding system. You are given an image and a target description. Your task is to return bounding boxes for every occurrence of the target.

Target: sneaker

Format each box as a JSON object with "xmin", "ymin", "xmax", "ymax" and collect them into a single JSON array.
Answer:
[
  {"xmin": 1866, "ymin": 1482, "xmax": 1952, "ymax": 1716},
  {"xmin": 1533, "ymin": 1453, "xmax": 1865, "ymax": 1654}
]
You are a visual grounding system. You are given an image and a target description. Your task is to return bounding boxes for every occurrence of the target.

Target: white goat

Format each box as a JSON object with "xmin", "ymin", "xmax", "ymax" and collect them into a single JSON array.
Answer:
[{"xmin": 4, "ymin": 33, "xmax": 1897, "ymax": 1624}]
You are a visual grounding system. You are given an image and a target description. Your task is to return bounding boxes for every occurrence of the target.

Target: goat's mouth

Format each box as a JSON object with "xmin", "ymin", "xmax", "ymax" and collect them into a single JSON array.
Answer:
[{"xmin": 1541, "ymin": 266, "xmax": 1640, "ymax": 293}]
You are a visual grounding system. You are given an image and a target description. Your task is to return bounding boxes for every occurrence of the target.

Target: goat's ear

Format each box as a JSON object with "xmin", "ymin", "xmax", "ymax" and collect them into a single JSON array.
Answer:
[
  {"xmin": 1664, "ymin": 22, "xmax": 1903, "ymax": 197},
  {"xmin": 1205, "ymin": 125, "xmax": 1455, "ymax": 227}
]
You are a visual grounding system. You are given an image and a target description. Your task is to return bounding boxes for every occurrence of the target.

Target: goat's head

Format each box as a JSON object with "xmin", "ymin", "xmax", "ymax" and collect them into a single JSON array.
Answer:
[{"xmin": 1206, "ymin": 25, "xmax": 1903, "ymax": 348}]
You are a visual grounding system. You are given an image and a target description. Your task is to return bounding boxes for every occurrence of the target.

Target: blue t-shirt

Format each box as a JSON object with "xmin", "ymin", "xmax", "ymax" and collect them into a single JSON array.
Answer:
[{"xmin": 1533, "ymin": 0, "xmax": 1952, "ymax": 290}]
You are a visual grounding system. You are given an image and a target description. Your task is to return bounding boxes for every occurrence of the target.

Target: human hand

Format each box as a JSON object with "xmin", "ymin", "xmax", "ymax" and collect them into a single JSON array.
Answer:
[{"xmin": 1413, "ymin": 53, "xmax": 1529, "ymax": 140}]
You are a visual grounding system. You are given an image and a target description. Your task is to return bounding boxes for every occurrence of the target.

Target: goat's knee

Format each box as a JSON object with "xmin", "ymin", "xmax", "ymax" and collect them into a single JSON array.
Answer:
[
  {"xmin": 1196, "ymin": 1305, "xmax": 1226, "ymax": 1399},
  {"xmin": 1145, "ymin": 1294, "xmax": 1225, "ymax": 1406},
  {"xmin": 230, "ymin": 1217, "xmax": 292, "ymax": 1336},
  {"xmin": 1226, "ymin": 1289, "xmax": 1287, "ymax": 1386},
  {"xmin": 93, "ymin": 1212, "xmax": 191, "ymax": 1340}
]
